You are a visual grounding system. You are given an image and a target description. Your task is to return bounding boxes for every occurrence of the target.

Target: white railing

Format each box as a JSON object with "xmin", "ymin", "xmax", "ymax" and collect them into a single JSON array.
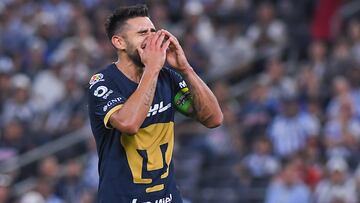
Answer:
[{"xmin": 0, "ymin": 125, "xmax": 92, "ymax": 174}]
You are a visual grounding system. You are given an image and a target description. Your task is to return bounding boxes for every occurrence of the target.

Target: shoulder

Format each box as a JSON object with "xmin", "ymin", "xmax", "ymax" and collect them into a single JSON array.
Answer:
[
  {"xmin": 88, "ymin": 65, "xmax": 118, "ymax": 103},
  {"xmin": 88, "ymin": 64, "xmax": 114, "ymax": 90}
]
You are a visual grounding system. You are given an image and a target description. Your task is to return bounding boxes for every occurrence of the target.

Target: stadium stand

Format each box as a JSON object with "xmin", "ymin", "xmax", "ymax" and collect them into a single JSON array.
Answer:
[{"xmin": 2, "ymin": 0, "xmax": 360, "ymax": 202}]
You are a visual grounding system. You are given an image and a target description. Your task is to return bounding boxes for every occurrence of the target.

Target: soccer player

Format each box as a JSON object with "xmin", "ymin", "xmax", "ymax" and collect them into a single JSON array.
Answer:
[{"xmin": 88, "ymin": 4, "xmax": 223, "ymax": 203}]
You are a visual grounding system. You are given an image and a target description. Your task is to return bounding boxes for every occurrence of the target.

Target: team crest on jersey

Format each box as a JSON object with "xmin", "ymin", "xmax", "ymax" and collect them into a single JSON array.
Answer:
[{"xmin": 89, "ymin": 73, "xmax": 104, "ymax": 88}]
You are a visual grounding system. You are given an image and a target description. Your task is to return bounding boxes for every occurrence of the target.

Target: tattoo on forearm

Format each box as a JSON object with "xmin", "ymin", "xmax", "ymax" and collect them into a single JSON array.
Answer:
[
  {"xmin": 187, "ymin": 83, "xmax": 202, "ymax": 113},
  {"xmin": 185, "ymin": 75, "xmax": 213, "ymax": 122},
  {"xmin": 143, "ymin": 81, "xmax": 157, "ymax": 106}
]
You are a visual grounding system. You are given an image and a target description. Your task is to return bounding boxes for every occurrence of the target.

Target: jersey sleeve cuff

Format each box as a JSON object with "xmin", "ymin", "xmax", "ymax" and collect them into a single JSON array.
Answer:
[{"xmin": 103, "ymin": 104, "xmax": 123, "ymax": 129}]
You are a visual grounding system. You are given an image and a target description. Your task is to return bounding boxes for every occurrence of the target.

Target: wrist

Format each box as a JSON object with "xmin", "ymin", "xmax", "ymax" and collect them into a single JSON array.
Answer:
[
  {"xmin": 180, "ymin": 65, "xmax": 194, "ymax": 76},
  {"xmin": 143, "ymin": 66, "xmax": 161, "ymax": 76}
]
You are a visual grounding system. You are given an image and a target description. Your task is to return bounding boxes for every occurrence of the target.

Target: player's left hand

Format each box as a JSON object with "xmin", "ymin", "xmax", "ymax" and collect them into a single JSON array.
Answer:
[{"xmin": 161, "ymin": 30, "xmax": 191, "ymax": 73}]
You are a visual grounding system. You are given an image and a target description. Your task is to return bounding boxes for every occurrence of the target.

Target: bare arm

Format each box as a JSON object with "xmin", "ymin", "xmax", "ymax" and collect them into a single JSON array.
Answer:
[
  {"xmin": 109, "ymin": 69, "xmax": 159, "ymax": 134},
  {"xmin": 182, "ymin": 67, "xmax": 223, "ymax": 128},
  {"xmin": 109, "ymin": 32, "xmax": 171, "ymax": 134},
  {"xmin": 162, "ymin": 30, "xmax": 223, "ymax": 128}
]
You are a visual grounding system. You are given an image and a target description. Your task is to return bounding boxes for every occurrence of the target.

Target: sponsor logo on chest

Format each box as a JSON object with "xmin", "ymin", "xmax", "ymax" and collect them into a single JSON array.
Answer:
[
  {"xmin": 132, "ymin": 194, "xmax": 172, "ymax": 203},
  {"xmin": 147, "ymin": 101, "xmax": 171, "ymax": 117}
]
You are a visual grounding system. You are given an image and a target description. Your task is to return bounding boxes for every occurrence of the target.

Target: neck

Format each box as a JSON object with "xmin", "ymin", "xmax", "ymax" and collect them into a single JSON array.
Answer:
[{"xmin": 115, "ymin": 54, "xmax": 143, "ymax": 83}]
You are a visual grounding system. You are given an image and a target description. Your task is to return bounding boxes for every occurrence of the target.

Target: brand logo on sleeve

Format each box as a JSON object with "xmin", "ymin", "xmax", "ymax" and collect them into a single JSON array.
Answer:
[{"xmin": 89, "ymin": 73, "xmax": 104, "ymax": 89}]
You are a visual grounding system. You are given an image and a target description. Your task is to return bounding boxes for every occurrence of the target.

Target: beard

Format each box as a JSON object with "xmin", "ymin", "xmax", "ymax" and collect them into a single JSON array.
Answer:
[
  {"xmin": 126, "ymin": 42, "xmax": 145, "ymax": 69},
  {"xmin": 128, "ymin": 49, "xmax": 145, "ymax": 69}
]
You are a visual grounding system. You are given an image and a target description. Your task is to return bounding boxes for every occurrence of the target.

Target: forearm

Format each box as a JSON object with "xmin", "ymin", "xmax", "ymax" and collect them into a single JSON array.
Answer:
[
  {"xmin": 181, "ymin": 67, "xmax": 223, "ymax": 128},
  {"xmin": 110, "ymin": 68, "xmax": 159, "ymax": 133}
]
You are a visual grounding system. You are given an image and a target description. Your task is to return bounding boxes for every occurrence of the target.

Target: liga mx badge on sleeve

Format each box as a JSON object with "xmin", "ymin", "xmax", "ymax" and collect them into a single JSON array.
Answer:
[{"xmin": 89, "ymin": 73, "xmax": 104, "ymax": 89}]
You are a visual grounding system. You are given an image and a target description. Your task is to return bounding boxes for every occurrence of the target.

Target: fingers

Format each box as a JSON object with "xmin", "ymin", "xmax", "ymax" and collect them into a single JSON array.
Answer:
[
  {"xmin": 149, "ymin": 31, "xmax": 161, "ymax": 48},
  {"xmin": 161, "ymin": 38, "xmax": 171, "ymax": 52},
  {"xmin": 161, "ymin": 29, "xmax": 176, "ymax": 41},
  {"xmin": 160, "ymin": 29, "xmax": 181, "ymax": 49},
  {"xmin": 139, "ymin": 30, "xmax": 171, "ymax": 57},
  {"xmin": 155, "ymin": 32, "xmax": 165, "ymax": 48}
]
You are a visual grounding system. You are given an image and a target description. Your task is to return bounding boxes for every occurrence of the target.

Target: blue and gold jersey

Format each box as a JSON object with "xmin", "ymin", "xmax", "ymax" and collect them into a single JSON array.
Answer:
[{"xmin": 88, "ymin": 64, "xmax": 189, "ymax": 203}]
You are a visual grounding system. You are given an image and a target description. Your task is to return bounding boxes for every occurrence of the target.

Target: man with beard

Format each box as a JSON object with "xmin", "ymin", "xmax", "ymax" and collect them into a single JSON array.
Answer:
[{"xmin": 87, "ymin": 4, "xmax": 223, "ymax": 203}]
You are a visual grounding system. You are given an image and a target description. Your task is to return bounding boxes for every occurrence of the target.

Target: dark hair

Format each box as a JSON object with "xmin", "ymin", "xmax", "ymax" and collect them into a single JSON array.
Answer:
[{"xmin": 105, "ymin": 4, "xmax": 149, "ymax": 40}]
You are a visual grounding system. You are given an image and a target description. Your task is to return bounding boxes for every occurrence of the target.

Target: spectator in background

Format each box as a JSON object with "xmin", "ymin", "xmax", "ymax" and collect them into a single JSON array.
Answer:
[
  {"xmin": 265, "ymin": 159, "xmax": 311, "ymax": 203},
  {"xmin": 82, "ymin": 138, "xmax": 99, "ymax": 191},
  {"xmin": 205, "ymin": 83, "xmax": 240, "ymax": 157},
  {"xmin": 149, "ymin": 3, "xmax": 172, "ymax": 31},
  {"xmin": 23, "ymin": 39, "xmax": 47, "ymax": 79},
  {"xmin": 21, "ymin": 177, "xmax": 64, "ymax": 203},
  {"xmin": 2, "ymin": 74, "xmax": 34, "ymax": 126},
  {"xmin": 183, "ymin": 1, "xmax": 215, "ymax": 51},
  {"xmin": 37, "ymin": 156, "xmax": 59, "ymax": 182},
  {"xmin": 0, "ymin": 61, "xmax": 13, "ymax": 126},
  {"xmin": 242, "ymin": 137, "xmax": 280, "ymax": 185},
  {"xmin": 181, "ymin": 28, "xmax": 209, "ymax": 77},
  {"xmin": 326, "ymin": 77, "xmax": 360, "ymax": 120},
  {"xmin": 297, "ymin": 63, "xmax": 322, "ymax": 102},
  {"xmin": 308, "ymin": 40, "xmax": 328, "ymax": 80},
  {"xmin": 314, "ymin": 157, "xmax": 357, "ymax": 203},
  {"xmin": 57, "ymin": 44, "xmax": 90, "ymax": 85},
  {"xmin": 55, "ymin": 159, "xmax": 87, "ymax": 203},
  {"xmin": 73, "ymin": 16, "xmax": 101, "ymax": 63},
  {"xmin": 348, "ymin": 19, "xmax": 360, "ymax": 65},
  {"xmin": 0, "ymin": 121, "xmax": 30, "ymax": 159},
  {"xmin": 268, "ymin": 96, "xmax": 320, "ymax": 158},
  {"xmin": 303, "ymin": 139, "xmax": 324, "ymax": 190},
  {"xmin": 43, "ymin": 77, "xmax": 85, "ymax": 138},
  {"xmin": 0, "ymin": 174, "xmax": 12, "ymax": 203},
  {"xmin": 41, "ymin": 0, "xmax": 74, "ymax": 34},
  {"xmin": 208, "ymin": 21, "xmax": 255, "ymax": 78},
  {"xmin": 260, "ymin": 57, "xmax": 297, "ymax": 104},
  {"xmin": 247, "ymin": 2, "xmax": 287, "ymax": 59},
  {"xmin": 324, "ymin": 97, "xmax": 360, "ymax": 160},
  {"xmin": 240, "ymin": 81, "xmax": 274, "ymax": 145},
  {"xmin": 31, "ymin": 60, "xmax": 65, "ymax": 113},
  {"xmin": 327, "ymin": 38, "xmax": 353, "ymax": 86},
  {"xmin": 78, "ymin": 189, "xmax": 96, "ymax": 203}
]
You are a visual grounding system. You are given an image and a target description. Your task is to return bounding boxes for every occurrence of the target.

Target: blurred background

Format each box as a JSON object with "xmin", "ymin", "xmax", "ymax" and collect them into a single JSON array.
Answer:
[{"xmin": 1, "ymin": 0, "xmax": 360, "ymax": 202}]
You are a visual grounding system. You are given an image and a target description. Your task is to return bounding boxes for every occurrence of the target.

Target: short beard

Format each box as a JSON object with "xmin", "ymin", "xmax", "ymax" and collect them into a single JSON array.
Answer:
[
  {"xmin": 125, "ymin": 38, "xmax": 145, "ymax": 69},
  {"xmin": 128, "ymin": 50, "xmax": 145, "ymax": 69}
]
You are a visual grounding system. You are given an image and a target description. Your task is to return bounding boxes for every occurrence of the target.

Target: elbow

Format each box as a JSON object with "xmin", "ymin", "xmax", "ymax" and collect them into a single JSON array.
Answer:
[
  {"xmin": 112, "ymin": 118, "xmax": 140, "ymax": 135},
  {"xmin": 121, "ymin": 124, "xmax": 140, "ymax": 135},
  {"xmin": 203, "ymin": 112, "xmax": 224, "ymax": 128}
]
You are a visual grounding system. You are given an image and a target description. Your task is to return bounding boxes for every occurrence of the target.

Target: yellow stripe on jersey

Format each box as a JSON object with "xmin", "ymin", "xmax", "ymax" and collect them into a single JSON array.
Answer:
[
  {"xmin": 120, "ymin": 122, "xmax": 174, "ymax": 191},
  {"xmin": 146, "ymin": 184, "xmax": 164, "ymax": 193},
  {"xmin": 103, "ymin": 104, "xmax": 123, "ymax": 129}
]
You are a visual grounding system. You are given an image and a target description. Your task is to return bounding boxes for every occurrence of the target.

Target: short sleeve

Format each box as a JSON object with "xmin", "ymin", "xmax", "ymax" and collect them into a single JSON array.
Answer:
[
  {"xmin": 167, "ymin": 68, "xmax": 187, "ymax": 92},
  {"xmin": 88, "ymin": 73, "xmax": 126, "ymax": 129},
  {"xmin": 167, "ymin": 68, "xmax": 193, "ymax": 116}
]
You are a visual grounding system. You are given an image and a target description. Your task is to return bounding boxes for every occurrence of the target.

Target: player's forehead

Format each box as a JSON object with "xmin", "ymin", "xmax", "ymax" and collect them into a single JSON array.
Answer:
[{"xmin": 124, "ymin": 17, "xmax": 155, "ymax": 33}]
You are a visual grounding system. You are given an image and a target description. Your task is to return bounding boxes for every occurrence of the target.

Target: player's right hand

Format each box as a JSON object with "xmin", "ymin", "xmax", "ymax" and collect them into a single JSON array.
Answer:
[{"xmin": 137, "ymin": 31, "xmax": 170, "ymax": 72}]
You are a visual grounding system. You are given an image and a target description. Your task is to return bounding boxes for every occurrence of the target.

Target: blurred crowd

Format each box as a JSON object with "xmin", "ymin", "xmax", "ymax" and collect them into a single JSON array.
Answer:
[{"xmin": 1, "ymin": 0, "xmax": 360, "ymax": 202}]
